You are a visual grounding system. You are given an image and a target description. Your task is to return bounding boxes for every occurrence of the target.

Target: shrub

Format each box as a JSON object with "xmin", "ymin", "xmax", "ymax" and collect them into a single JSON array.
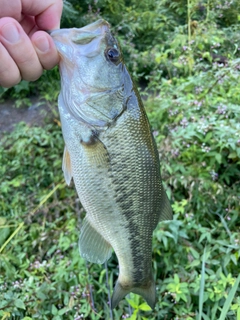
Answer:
[{"xmin": 0, "ymin": 0, "xmax": 239, "ymax": 319}]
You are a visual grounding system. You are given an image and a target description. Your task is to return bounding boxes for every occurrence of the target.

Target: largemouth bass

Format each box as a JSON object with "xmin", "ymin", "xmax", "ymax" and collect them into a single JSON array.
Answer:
[{"xmin": 51, "ymin": 19, "xmax": 172, "ymax": 309}]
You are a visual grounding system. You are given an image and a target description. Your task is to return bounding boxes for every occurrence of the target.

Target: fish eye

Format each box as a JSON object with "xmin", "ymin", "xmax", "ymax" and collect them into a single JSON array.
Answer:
[{"xmin": 106, "ymin": 48, "xmax": 120, "ymax": 62}]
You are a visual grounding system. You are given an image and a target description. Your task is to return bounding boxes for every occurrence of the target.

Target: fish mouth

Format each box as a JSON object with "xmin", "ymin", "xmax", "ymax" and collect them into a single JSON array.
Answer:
[{"xmin": 49, "ymin": 19, "xmax": 110, "ymax": 51}]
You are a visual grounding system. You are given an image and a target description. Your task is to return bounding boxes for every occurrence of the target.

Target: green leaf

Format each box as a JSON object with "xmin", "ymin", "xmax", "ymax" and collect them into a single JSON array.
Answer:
[
  {"xmin": 52, "ymin": 305, "xmax": 58, "ymax": 315},
  {"xmin": 219, "ymin": 274, "xmax": 240, "ymax": 320},
  {"xmin": 59, "ymin": 307, "xmax": 69, "ymax": 315},
  {"xmin": 201, "ymin": 312, "xmax": 211, "ymax": 320},
  {"xmin": 228, "ymin": 152, "xmax": 237, "ymax": 159},
  {"xmin": 179, "ymin": 293, "xmax": 188, "ymax": 302},
  {"xmin": 187, "ymin": 259, "xmax": 201, "ymax": 268},
  {"xmin": 126, "ymin": 298, "xmax": 138, "ymax": 309},
  {"xmin": 189, "ymin": 247, "xmax": 200, "ymax": 259},
  {"xmin": 230, "ymin": 254, "xmax": 237, "ymax": 265},
  {"xmin": 139, "ymin": 303, "xmax": 152, "ymax": 311},
  {"xmin": 215, "ymin": 153, "xmax": 222, "ymax": 163},
  {"xmin": 174, "ymin": 274, "xmax": 180, "ymax": 284},
  {"xmin": 199, "ymin": 247, "xmax": 206, "ymax": 320},
  {"xmin": 0, "ymin": 227, "xmax": 10, "ymax": 246},
  {"xmin": 14, "ymin": 299, "xmax": 25, "ymax": 310},
  {"xmin": 204, "ymin": 132, "xmax": 212, "ymax": 142},
  {"xmin": 36, "ymin": 290, "xmax": 47, "ymax": 300},
  {"xmin": 0, "ymin": 217, "xmax": 7, "ymax": 225},
  {"xmin": 128, "ymin": 311, "xmax": 137, "ymax": 320}
]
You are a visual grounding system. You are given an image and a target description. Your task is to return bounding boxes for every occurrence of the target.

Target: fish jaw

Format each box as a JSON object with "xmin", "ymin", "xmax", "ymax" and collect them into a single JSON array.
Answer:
[
  {"xmin": 49, "ymin": 19, "xmax": 111, "ymax": 87},
  {"xmin": 50, "ymin": 19, "xmax": 110, "ymax": 60},
  {"xmin": 50, "ymin": 19, "xmax": 125, "ymax": 129}
]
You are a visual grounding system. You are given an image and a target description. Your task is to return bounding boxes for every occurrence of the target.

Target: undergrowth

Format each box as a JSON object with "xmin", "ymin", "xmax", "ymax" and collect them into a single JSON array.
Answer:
[{"xmin": 0, "ymin": 0, "xmax": 239, "ymax": 319}]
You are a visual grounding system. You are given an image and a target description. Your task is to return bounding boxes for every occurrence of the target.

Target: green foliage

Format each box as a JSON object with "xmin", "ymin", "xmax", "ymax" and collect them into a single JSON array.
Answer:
[{"xmin": 0, "ymin": 0, "xmax": 239, "ymax": 319}]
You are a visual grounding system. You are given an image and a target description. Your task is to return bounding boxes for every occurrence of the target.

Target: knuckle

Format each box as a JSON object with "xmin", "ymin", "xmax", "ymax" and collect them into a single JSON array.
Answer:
[
  {"xmin": 16, "ymin": 52, "xmax": 43, "ymax": 81},
  {"xmin": 17, "ymin": 50, "xmax": 37, "ymax": 66},
  {"xmin": 0, "ymin": 53, "xmax": 21, "ymax": 87}
]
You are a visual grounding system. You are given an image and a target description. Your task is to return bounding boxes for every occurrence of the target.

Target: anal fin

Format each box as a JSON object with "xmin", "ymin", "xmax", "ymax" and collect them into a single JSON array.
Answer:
[{"xmin": 79, "ymin": 218, "xmax": 112, "ymax": 264}]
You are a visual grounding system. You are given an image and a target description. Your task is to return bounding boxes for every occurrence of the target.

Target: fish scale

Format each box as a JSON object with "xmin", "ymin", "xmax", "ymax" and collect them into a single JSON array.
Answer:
[{"xmin": 50, "ymin": 19, "xmax": 172, "ymax": 309}]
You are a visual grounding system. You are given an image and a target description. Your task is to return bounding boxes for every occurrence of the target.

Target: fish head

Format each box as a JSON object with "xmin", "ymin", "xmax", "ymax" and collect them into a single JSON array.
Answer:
[{"xmin": 50, "ymin": 20, "xmax": 128, "ymax": 128}]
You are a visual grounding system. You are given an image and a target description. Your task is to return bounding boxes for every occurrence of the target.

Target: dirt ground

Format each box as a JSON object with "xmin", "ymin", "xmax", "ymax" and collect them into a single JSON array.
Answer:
[{"xmin": 0, "ymin": 97, "xmax": 55, "ymax": 138}]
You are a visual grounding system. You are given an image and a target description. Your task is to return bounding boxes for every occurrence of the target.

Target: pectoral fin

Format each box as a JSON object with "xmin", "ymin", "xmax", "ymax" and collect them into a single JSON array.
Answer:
[
  {"xmin": 159, "ymin": 189, "xmax": 173, "ymax": 221},
  {"xmin": 62, "ymin": 146, "xmax": 72, "ymax": 186},
  {"xmin": 79, "ymin": 218, "xmax": 112, "ymax": 264},
  {"xmin": 80, "ymin": 133, "xmax": 110, "ymax": 169}
]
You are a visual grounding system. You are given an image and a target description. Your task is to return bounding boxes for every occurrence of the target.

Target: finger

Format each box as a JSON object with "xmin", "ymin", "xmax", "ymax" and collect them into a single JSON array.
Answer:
[
  {"xmin": 0, "ymin": 1, "xmax": 22, "ymax": 20},
  {"xmin": 31, "ymin": 31, "xmax": 60, "ymax": 70},
  {"xmin": 0, "ymin": 18, "xmax": 43, "ymax": 81},
  {"xmin": 19, "ymin": 14, "xmax": 36, "ymax": 35},
  {"xmin": 0, "ymin": 43, "xmax": 21, "ymax": 88},
  {"xmin": 22, "ymin": 0, "xmax": 63, "ymax": 30}
]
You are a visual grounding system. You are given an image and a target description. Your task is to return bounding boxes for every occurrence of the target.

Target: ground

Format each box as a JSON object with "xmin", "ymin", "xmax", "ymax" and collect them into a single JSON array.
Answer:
[{"xmin": 0, "ymin": 98, "xmax": 53, "ymax": 137}]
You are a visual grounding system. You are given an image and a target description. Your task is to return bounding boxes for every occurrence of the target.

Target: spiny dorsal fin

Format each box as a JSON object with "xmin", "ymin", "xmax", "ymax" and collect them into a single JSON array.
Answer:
[
  {"xmin": 62, "ymin": 146, "xmax": 72, "ymax": 186},
  {"xmin": 79, "ymin": 217, "xmax": 112, "ymax": 264}
]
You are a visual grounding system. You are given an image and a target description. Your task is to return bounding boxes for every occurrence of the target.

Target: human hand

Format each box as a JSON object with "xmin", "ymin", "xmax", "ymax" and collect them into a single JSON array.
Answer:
[{"xmin": 0, "ymin": 0, "xmax": 63, "ymax": 88}]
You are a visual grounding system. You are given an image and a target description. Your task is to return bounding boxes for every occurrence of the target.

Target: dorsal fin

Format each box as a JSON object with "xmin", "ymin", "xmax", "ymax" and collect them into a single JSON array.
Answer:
[{"xmin": 159, "ymin": 189, "xmax": 173, "ymax": 221}]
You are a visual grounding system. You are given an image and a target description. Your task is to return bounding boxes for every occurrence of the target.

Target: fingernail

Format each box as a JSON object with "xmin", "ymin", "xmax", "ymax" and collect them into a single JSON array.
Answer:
[
  {"xmin": 1, "ymin": 23, "xmax": 20, "ymax": 43},
  {"xmin": 34, "ymin": 36, "xmax": 50, "ymax": 53}
]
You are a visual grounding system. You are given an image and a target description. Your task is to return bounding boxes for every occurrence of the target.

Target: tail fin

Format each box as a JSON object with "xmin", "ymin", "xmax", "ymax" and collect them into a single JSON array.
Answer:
[
  {"xmin": 111, "ymin": 280, "xmax": 156, "ymax": 309},
  {"xmin": 111, "ymin": 281, "xmax": 131, "ymax": 309},
  {"xmin": 132, "ymin": 282, "xmax": 156, "ymax": 309}
]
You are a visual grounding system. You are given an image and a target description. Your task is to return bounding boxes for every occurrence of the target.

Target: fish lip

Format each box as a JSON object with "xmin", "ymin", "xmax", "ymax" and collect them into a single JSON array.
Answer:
[
  {"xmin": 49, "ymin": 19, "xmax": 110, "ymax": 40},
  {"xmin": 49, "ymin": 28, "xmax": 73, "ymax": 37},
  {"xmin": 78, "ymin": 19, "xmax": 110, "ymax": 32}
]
